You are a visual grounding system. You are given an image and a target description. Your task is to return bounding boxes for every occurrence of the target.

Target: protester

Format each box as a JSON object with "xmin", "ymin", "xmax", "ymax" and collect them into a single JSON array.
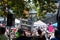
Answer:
[
  {"xmin": 37, "ymin": 29, "xmax": 46, "ymax": 40},
  {"xmin": 51, "ymin": 30, "xmax": 60, "ymax": 40},
  {"xmin": 48, "ymin": 25, "xmax": 54, "ymax": 33},
  {"xmin": 24, "ymin": 30, "xmax": 31, "ymax": 37},
  {"xmin": 0, "ymin": 26, "xmax": 8, "ymax": 40},
  {"xmin": 47, "ymin": 23, "xmax": 54, "ymax": 39},
  {"xmin": 15, "ymin": 29, "xmax": 28, "ymax": 40}
]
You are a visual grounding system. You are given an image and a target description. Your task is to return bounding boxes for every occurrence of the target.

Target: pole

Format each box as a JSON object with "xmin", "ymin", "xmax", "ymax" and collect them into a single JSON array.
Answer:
[
  {"xmin": 57, "ymin": 1, "xmax": 60, "ymax": 30},
  {"xmin": 7, "ymin": 0, "xmax": 11, "ymax": 40}
]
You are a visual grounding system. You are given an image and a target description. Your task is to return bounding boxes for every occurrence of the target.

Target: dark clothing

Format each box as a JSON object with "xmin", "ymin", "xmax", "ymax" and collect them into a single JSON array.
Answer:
[
  {"xmin": 14, "ymin": 36, "xmax": 46, "ymax": 40},
  {"xmin": 51, "ymin": 38, "xmax": 60, "ymax": 40},
  {"xmin": 51, "ymin": 38, "xmax": 58, "ymax": 40},
  {"xmin": 15, "ymin": 36, "xmax": 31, "ymax": 40},
  {"xmin": 37, "ymin": 36, "xmax": 46, "ymax": 40},
  {"xmin": 31, "ymin": 36, "xmax": 46, "ymax": 40},
  {"xmin": 52, "ymin": 30, "xmax": 60, "ymax": 40}
]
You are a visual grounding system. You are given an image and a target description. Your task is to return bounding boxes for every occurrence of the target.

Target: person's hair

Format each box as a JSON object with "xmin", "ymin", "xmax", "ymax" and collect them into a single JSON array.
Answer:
[
  {"xmin": 0, "ymin": 27, "xmax": 6, "ymax": 34},
  {"xmin": 18, "ymin": 29, "xmax": 26, "ymax": 36},
  {"xmin": 49, "ymin": 22, "xmax": 52, "ymax": 25},
  {"xmin": 18, "ymin": 29, "xmax": 24, "ymax": 34},
  {"xmin": 37, "ymin": 29, "xmax": 42, "ymax": 35}
]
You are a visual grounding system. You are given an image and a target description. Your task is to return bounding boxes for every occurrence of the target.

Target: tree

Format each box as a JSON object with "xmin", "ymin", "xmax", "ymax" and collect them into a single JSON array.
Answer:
[
  {"xmin": 0, "ymin": 0, "xmax": 25, "ymax": 17},
  {"xmin": 32, "ymin": 0, "xmax": 57, "ymax": 19},
  {"xmin": 8, "ymin": 0, "xmax": 25, "ymax": 17},
  {"xmin": 0, "ymin": 0, "xmax": 57, "ymax": 19}
]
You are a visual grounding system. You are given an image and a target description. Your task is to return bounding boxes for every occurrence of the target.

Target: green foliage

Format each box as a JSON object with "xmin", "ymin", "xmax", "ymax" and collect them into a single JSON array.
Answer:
[
  {"xmin": 32, "ymin": 0, "xmax": 57, "ymax": 19},
  {"xmin": 0, "ymin": 0, "xmax": 25, "ymax": 17},
  {"xmin": 8, "ymin": 0, "xmax": 25, "ymax": 17},
  {"xmin": 0, "ymin": 9, "xmax": 4, "ymax": 16},
  {"xmin": 0, "ymin": 0, "xmax": 57, "ymax": 19}
]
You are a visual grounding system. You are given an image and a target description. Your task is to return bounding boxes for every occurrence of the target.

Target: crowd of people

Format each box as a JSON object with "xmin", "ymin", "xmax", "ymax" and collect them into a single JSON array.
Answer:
[{"xmin": 0, "ymin": 22, "xmax": 60, "ymax": 40}]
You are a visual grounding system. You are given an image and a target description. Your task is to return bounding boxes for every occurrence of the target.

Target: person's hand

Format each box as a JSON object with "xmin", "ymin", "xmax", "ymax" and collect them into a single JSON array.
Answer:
[{"xmin": 42, "ymin": 32, "xmax": 45, "ymax": 36}]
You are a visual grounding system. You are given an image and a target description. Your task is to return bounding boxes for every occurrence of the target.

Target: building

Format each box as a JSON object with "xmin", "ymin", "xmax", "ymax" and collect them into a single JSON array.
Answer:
[{"xmin": 20, "ymin": 9, "xmax": 37, "ymax": 30}]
